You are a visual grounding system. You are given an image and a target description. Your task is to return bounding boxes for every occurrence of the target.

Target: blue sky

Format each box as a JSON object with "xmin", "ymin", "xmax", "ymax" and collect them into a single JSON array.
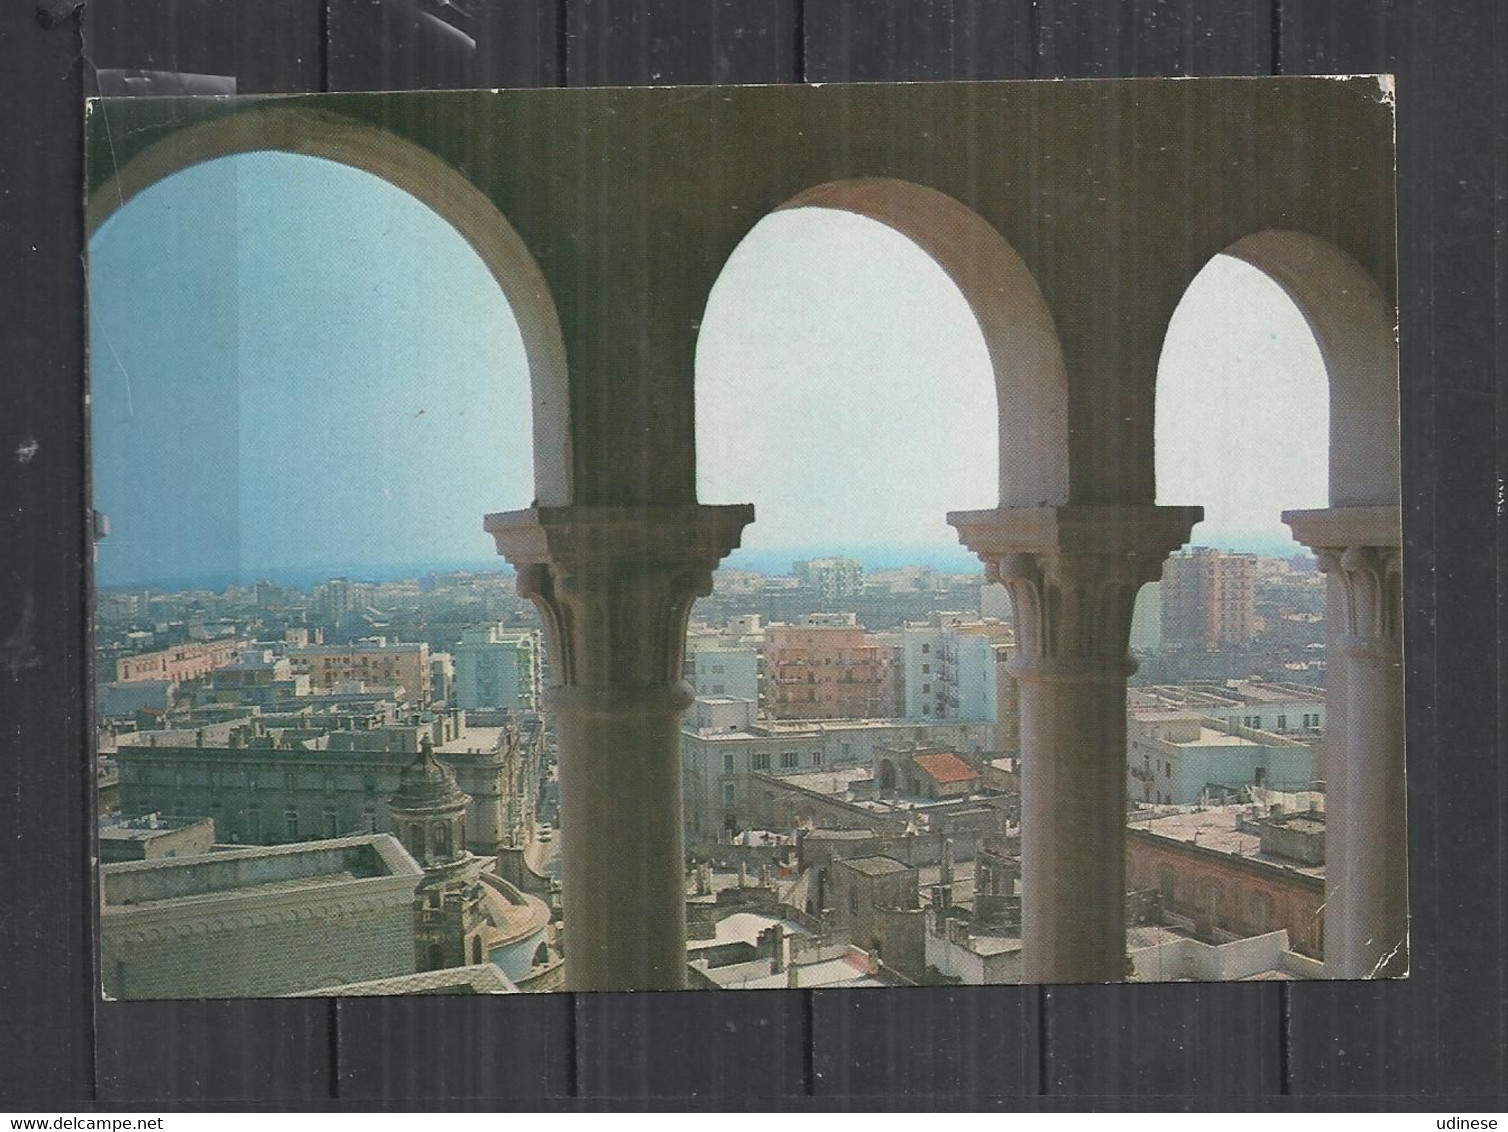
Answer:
[
  {"xmin": 90, "ymin": 153, "xmax": 1327, "ymax": 590},
  {"xmin": 89, "ymin": 153, "xmax": 532, "ymax": 588}
]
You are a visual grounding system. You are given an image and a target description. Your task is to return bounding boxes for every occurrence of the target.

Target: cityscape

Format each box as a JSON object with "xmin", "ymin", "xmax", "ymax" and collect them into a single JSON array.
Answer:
[
  {"xmin": 85, "ymin": 82, "xmax": 1403, "ymax": 997},
  {"xmin": 95, "ymin": 544, "xmax": 1333, "ymax": 996}
]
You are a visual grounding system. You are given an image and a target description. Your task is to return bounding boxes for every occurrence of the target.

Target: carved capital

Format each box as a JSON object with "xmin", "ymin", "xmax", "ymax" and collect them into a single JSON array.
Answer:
[
  {"xmin": 1284, "ymin": 506, "xmax": 1403, "ymax": 656},
  {"xmin": 484, "ymin": 504, "xmax": 754, "ymax": 706},
  {"xmin": 949, "ymin": 506, "xmax": 1200, "ymax": 681}
]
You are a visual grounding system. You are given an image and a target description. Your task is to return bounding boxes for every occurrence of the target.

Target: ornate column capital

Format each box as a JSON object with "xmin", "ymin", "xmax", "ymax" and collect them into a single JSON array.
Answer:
[
  {"xmin": 1284, "ymin": 506, "xmax": 1402, "ymax": 655},
  {"xmin": 483, "ymin": 504, "xmax": 754, "ymax": 711},
  {"xmin": 948, "ymin": 505, "xmax": 1201, "ymax": 682}
]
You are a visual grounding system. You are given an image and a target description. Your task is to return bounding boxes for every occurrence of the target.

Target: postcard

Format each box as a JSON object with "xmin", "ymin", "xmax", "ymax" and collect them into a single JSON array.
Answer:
[{"xmin": 86, "ymin": 78, "xmax": 1402, "ymax": 997}]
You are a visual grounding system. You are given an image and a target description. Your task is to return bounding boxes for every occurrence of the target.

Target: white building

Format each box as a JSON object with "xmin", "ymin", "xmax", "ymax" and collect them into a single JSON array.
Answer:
[
  {"xmin": 901, "ymin": 613, "xmax": 1013, "ymax": 722},
  {"xmin": 684, "ymin": 639, "xmax": 760, "ymax": 703},
  {"xmin": 1127, "ymin": 712, "xmax": 1315, "ymax": 806},
  {"xmin": 451, "ymin": 624, "xmax": 541, "ymax": 712}
]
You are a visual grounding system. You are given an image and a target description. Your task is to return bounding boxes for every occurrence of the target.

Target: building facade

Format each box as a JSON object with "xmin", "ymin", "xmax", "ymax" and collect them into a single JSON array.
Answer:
[
  {"xmin": 1127, "ymin": 713, "xmax": 1315, "ymax": 805},
  {"xmin": 450, "ymin": 624, "xmax": 541, "ymax": 713},
  {"xmin": 113, "ymin": 710, "xmax": 539, "ymax": 856},
  {"xmin": 99, "ymin": 834, "xmax": 423, "ymax": 999},
  {"xmin": 1161, "ymin": 548, "xmax": 1258, "ymax": 649},
  {"xmin": 1126, "ymin": 807, "xmax": 1326, "ymax": 958},
  {"xmin": 681, "ymin": 716, "xmax": 998, "ymax": 841},
  {"xmin": 115, "ymin": 637, "xmax": 244, "ymax": 687},
  {"xmin": 764, "ymin": 620, "xmax": 899, "ymax": 720},
  {"xmin": 291, "ymin": 640, "xmax": 432, "ymax": 704},
  {"xmin": 901, "ymin": 614, "xmax": 1014, "ymax": 722}
]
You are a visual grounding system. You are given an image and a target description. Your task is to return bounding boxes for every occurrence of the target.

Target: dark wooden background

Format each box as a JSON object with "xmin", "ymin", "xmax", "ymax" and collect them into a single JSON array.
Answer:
[{"xmin": 1, "ymin": 0, "xmax": 1502, "ymax": 1110}]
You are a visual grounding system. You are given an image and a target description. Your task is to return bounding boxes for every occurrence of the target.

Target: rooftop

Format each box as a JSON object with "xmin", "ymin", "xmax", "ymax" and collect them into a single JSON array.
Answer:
[
  {"xmin": 291, "ymin": 964, "xmax": 517, "ymax": 996},
  {"xmin": 911, "ymin": 751, "xmax": 979, "ymax": 784},
  {"xmin": 838, "ymin": 855, "xmax": 912, "ymax": 877},
  {"xmin": 100, "ymin": 834, "xmax": 421, "ymax": 911},
  {"xmin": 98, "ymin": 813, "xmax": 212, "ymax": 842},
  {"xmin": 1127, "ymin": 805, "xmax": 1325, "ymax": 878}
]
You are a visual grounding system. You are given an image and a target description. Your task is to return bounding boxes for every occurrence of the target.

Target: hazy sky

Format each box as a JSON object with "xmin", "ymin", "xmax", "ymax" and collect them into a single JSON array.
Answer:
[
  {"xmin": 90, "ymin": 153, "xmax": 1327, "ymax": 589},
  {"xmin": 90, "ymin": 153, "xmax": 532, "ymax": 588}
]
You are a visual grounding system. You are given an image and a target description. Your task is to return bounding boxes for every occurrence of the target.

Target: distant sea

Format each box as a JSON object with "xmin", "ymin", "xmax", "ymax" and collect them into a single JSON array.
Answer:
[{"xmin": 97, "ymin": 531, "xmax": 1309, "ymax": 594}]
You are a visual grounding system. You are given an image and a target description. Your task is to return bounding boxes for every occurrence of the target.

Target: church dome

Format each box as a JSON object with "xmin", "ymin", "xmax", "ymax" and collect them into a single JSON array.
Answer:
[{"xmin": 390, "ymin": 735, "xmax": 468, "ymax": 812}]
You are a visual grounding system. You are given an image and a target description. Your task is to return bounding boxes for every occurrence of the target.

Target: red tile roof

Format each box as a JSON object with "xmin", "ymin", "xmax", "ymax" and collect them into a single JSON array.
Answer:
[{"xmin": 911, "ymin": 751, "xmax": 979, "ymax": 785}]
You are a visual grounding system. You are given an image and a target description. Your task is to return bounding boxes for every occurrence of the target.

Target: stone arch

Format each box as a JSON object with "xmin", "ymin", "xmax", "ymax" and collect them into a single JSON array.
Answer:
[
  {"xmin": 704, "ymin": 176, "xmax": 1070, "ymax": 510},
  {"xmin": 85, "ymin": 104, "xmax": 572, "ymax": 506},
  {"xmin": 1168, "ymin": 230, "xmax": 1398, "ymax": 510}
]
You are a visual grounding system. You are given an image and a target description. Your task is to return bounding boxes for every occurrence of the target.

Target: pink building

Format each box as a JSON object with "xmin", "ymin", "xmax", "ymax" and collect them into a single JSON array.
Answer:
[
  {"xmin": 115, "ymin": 638, "xmax": 244, "ymax": 687},
  {"xmin": 764, "ymin": 624, "xmax": 898, "ymax": 720}
]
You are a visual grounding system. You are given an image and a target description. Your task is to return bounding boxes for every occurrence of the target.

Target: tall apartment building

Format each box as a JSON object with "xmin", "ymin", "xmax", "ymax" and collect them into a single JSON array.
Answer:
[
  {"xmin": 1160, "ymin": 547, "xmax": 1258, "ymax": 649},
  {"xmin": 792, "ymin": 557, "xmax": 863, "ymax": 603},
  {"xmin": 901, "ymin": 614, "xmax": 1015, "ymax": 723},
  {"xmin": 764, "ymin": 617, "xmax": 899, "ymax": 720},
  {"xmin": 291, "ymin": 639, "xmax": 432, "ymax": 704},
  {"xmin": 311, "ymin": 578, "xmax": 359, "ymax": 627},
  {"xmin": 451, "ymin": 624, "xmax": 541, "ymax": 713}
]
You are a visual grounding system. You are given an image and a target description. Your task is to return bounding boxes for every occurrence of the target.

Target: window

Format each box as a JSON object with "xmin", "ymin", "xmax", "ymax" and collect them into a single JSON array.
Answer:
[
  {"xmin": 322, "ymin": 808, "xmax": 339, "ymax": 838},
  {"xmin": 722, "ymin": 783, "xmax": 736, "ymax": 807},
  {"xmin": 246, "ymin": 808, "xmax": 261, "ymax": 841},
  {"xmin": 849, "ymin": 888, "xmax": 860, "ymax": 916},
  {"xmin": 363, "ymin": 807, "xmax": 377, "ymax": 833},
  {"xmin": 723, "ymin": 753, "xmax": 735, "ymax": 773},
  {"xmin": 284, "ymin": 810, "xmax": 299, "ymax": 841},
  {"xmin": 921, "ymin": 643, "xmax": 930, "ymax": 654},
  {"xmin": 922, "ymin": 683, "xmax": 931, "ymax": 694},
  {"xmin": 811, "ymin": 751, "xmax": 822, "ymax": 767},
  {"xmin": 1277, "ymin": 714, "xmax": 1287, "ymax": 731},
  {"xmin": 921, "ymin": 663, "xmax": 930, "ymax": 674},
  {"xmin": 752, "ymin": 752, "xmax": 771, "ymax": 771},
  {"xmin": 780, "ymin": 751, "xmax": 799, "ymax": 769}
]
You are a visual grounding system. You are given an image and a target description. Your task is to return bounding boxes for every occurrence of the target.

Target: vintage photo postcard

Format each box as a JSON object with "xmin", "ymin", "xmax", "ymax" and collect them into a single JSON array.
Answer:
[{"xmin": 85, "ymin": 78, "xmax": 1402, "ymax": 998}]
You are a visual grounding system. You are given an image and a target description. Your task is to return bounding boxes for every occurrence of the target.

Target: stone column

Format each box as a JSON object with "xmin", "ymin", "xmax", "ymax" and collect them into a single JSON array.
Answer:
[
  {"xmin": 950, "ymin": 505, "xmax": 1199, "ymax": 983},
  {"xmin": 485, "ymin": 503, "xmax": 753, "ymax": 991},
  {"xmin": 1284, "ymin": 506, "xmax": 1406, "ymax": 978}
]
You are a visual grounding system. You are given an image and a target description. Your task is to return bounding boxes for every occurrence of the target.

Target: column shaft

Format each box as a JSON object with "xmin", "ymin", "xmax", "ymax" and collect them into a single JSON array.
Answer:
[
  {"xmin": 552, "ymin": 690, "xmax": 690, "ymax": 990},
  {"xmin": 1018, "ymin": 673, "xmax": 1131, "ymax": 983},
  {"xmin": 1285, "ymin": 509, "xmax": 1407, "ymax": 979},
  {"xmin": 1335, "ymin": 637, "xmax": 1407, "ymax": 976}
]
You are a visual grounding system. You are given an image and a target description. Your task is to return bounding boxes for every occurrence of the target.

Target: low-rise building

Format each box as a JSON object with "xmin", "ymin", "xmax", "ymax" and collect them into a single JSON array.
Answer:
[
  {"xmin": 114, "ymin": 709, "xmax": 543, "ymax": 857},
  {"xmin": 99, "ymin": 834, "xmax": 423, "ymax": 999},
  {"xmin": 822, "ymin": 854, "xmax": 926, "ymax": 980},
  {"xmin": 97, "ymin": 813, "xmax": 215, "ymax": 863},
  {"xmin": 681, "ymin": 715, "xmax": 997, "ymax": 842},
  {"xmin": 1127, "ymin": 713, "xmax": 1314, "ymax": 805},
  {"xmin": 115, "ymin": 637, "xmax": 244, "ymax": 687},
  {"xmin": 1125, "ymin": 803, "xmax": 1326, "ymax": 959}
]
